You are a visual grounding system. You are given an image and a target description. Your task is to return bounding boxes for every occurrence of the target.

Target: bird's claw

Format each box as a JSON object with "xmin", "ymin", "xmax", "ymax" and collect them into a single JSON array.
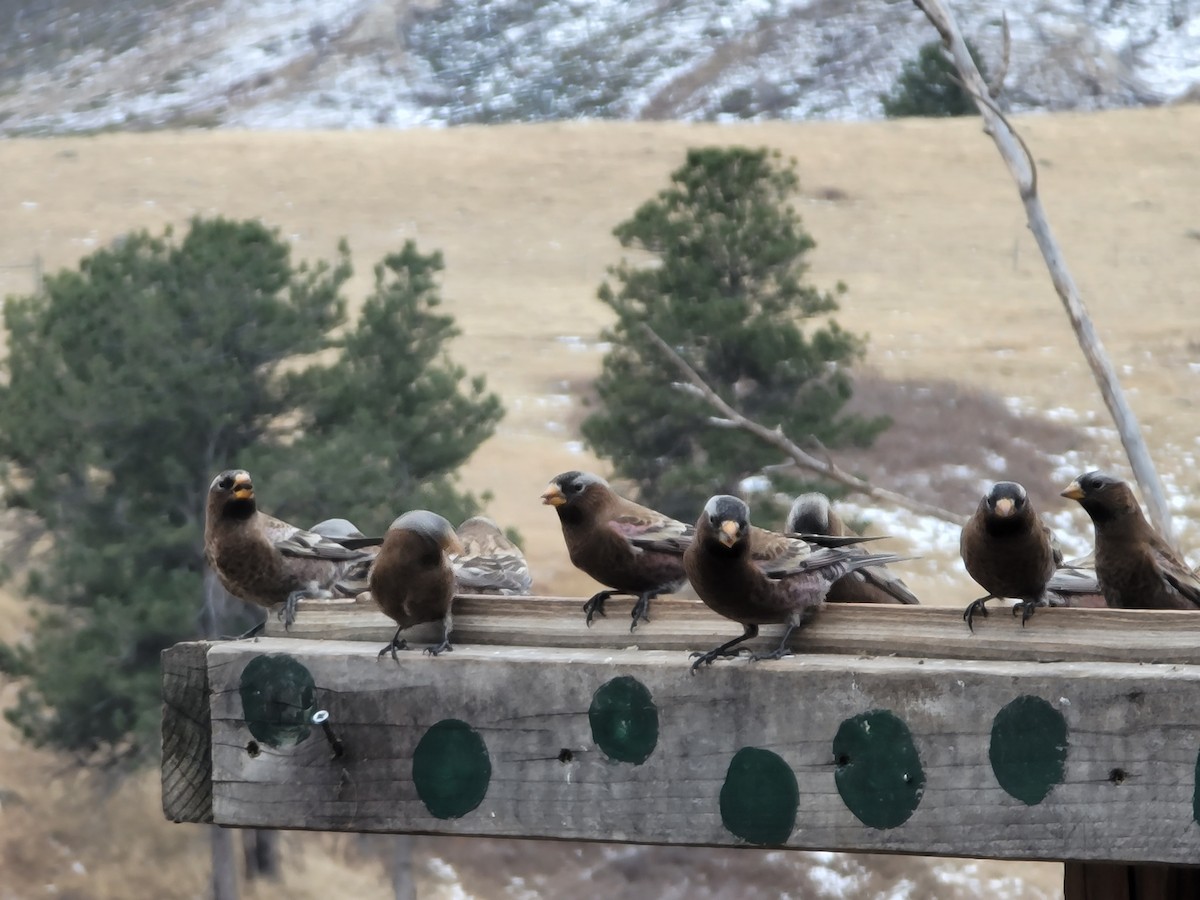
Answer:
[
  {"xmin": 751, "ymin": 647, "xmax": 794, "ymax": 663},
  {"xmin": 233, "ymin": 620, "xmax": 266, "ymax": 640},
  {"xmin": 688, "ymin": 647, "xmax": 745, "ymax": 674},
  {"xmin": 629, "ymin": 595, "xmax": 652, "ymax": 632},
  {"xmin": 280, "ymin": 591, "xmax": 307, "ymax": 631},
  {"xmin": 963, "ymin": 598, "xmax": 990, "ymax": 633},
  {"xmin": 377, "ymin": 638, "xmax": 409, "ymax": 662},
  {"xmin": 1012, "ymin": 601, "xmax": 1040, "ymax": 627},
  {"xmin": 582, "ymin": 592, "xmax": 609, "ymax": 627},
  {"xmin": 424, "ymin": 641, "xmax": 453, "ymax": 657}
]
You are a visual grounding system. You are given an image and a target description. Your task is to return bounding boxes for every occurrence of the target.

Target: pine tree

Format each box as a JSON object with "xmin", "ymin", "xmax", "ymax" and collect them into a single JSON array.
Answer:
[
  {"xmin": 880, "ymin": 40, "xmax": 988, "ymax": 118},
  {"xmin": 581, "ymin": 147, "xmax": 888, "ymax": 520},
  {"xmin": 0, "ymin": 218, "xmax": 501, "ymax": 763}
]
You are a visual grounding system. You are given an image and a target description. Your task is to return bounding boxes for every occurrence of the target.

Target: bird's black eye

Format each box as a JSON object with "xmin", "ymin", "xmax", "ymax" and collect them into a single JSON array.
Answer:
[
  {"xmin": 218, "ymin": 476, "xmax": 233, "ymax": 491},
  {"xmin": 567, "ymin": 482, "xmax": 582, "ymax": 494}
]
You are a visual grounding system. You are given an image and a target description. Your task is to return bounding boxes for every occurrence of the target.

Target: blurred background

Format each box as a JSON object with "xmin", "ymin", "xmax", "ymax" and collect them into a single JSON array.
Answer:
[{"xmin": 1, "ymin": 1, "xmax": 1199, "ymax": 897}]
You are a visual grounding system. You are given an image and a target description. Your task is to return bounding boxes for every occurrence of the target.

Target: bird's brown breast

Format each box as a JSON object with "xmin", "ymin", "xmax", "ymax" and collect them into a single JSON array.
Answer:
[{"xmin": 960, "ymin": 507, "xmax": 1056, "ymax": 601}]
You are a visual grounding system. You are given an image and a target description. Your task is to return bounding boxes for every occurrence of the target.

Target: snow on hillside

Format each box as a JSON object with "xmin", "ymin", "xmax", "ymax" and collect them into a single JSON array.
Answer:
[{"xmin": 0, "ymin": 0, "xmax": 1197, "ymax": 133}]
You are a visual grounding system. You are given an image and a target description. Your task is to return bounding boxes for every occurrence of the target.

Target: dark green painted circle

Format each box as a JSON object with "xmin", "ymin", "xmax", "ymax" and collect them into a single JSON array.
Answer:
[
  {"xmin": 412, "ymin": 719, "xmax": 491, "ymax": 819},
  {"xmin": 588, "ymin": 676, "xmax": 659, "ymax": 765},
  {"xmin": 833, "ymin": 709, "xmax": 925, "ymax": 830},
  {"xmin": 238, "ymin": 654, "xmax": 316, "ymax": 748},
  {"xmin": 1193, "ymin": 749, "xmax": 1200, "ymax": 826},
  {"xmin": 719, "ymin": 747, "xmax": 799, "ymax": 846},
  {"xmin": 990, "ymin": 695, "xmax": 1068, "ymax": 806}
]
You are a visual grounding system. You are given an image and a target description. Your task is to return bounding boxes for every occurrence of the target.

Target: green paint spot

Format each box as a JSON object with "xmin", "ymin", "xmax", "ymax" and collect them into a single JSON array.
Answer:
[
  {"xmin": 719, "ymin": 747, "xmax": 799, "ymax": 846},
  {"xmin": 238, "ymin": 654, "xmax": 316, "ymax": 748},
  {"xmin": 588, "ymin": 676, "xmax": 659, "ymax": 765},
  {"xmin": 990, "ymin": 695, "xmax": 1068, "ymax": 806},
  {"xmin": 412, "ymin": 719, "xmax": 491, "ymax": 819},
  {"xmin": 834, "ymin": 710, "xmax": 925, "ymax": 829},
  {"xmin": 1193, "ymin": 749, "xmax": 1200, "ymax": 826}
]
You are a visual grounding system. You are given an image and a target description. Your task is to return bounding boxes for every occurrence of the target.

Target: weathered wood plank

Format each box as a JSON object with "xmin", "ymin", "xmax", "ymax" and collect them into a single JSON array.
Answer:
[
  {"xmin": 161, "ymin": 641, "xmax": 215, "ymax": 824},
  {"xmin": 263, "ymin": 594, "xmax": 1200, "ymax": 666},
  {"xmin": 199, "ymin": 638, "xmax": 1200, "ymax": 864}
]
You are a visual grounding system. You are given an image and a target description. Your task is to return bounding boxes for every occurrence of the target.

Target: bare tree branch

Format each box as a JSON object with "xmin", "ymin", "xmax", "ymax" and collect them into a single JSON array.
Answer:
[
  {"xmin": 987, "ymin": 12, "xmax": 1011, "ymax": 99},
  {"xmin": 643, "ymin": 324, "xmax": 967, "ymax": 526},
  {"xmin": 912, "ymin": 0, "xmax": 1176, "ymax": 546}
]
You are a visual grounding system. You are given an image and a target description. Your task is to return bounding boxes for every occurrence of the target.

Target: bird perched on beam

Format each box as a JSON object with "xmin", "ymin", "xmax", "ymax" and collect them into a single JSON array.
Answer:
[
  {"xmin": 451, "ymin": 516, "xmax": 533, "ymax": 595},
  {"xmin": 204, "ymin": 470, "xmax": 378, "ymax": 631},
  {"xmin": 1062, "ymin": 471, "xmax": 1200, "ymax": 609},
  {"xmin": 541, "ymin": 471, "xmax": 690, "ymax": 629},
  {"xmin": 686, "ymin": 494, "xmax": 903, "ymax": 673},
  {"xmin": 785, "ymin": 493, "xmax": 920, "ymax": 605},
  {"xmin": 959, "ymin": 481, "xmax": 1060, "ymax": 630},
  {"xmin": 370, "ymin": 510, "xmax": 464, "ymax": 659}
]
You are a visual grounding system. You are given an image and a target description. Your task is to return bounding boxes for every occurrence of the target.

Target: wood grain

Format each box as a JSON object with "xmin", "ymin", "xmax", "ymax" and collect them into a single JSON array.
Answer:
[
  {"xmin": 263, "ymin": 593, "xmax": 1200, "ymax": 666},
  {"xmin": 161, "ymin": 641, "xmax": 214, "ymax": 824},
  {"xmin": 183, "ymin": 637, "xmax": 1200, "ymax": 864}
]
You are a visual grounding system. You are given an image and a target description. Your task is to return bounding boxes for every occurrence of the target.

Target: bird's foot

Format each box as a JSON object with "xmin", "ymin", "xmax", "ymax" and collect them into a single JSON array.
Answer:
[
  {"xmin": 280, "ymin": 590, "xmax": 309, "ymax": 631},
  {"xmin": 424, "ymin": 640, "xmax": 454, "ymax": 657},
  {"xmin": 232, "ymin": 620, "xmax": 266, "ymax": 640},
  {"xmin": 1011, "ymin": 600, "xmax": 1044, "ymax": 627},
  {"xmin": 377, "ymin": 638, "xmax": 409, "ymax": 662},
  {"xmin": 689, "ymin": 646, "xmax": 746, "ymax": 674},
  {"xmin": 582, "ymin": 591, "xmax": 612, "ymax": 627},
  {"xmin": 963, "ymin": 597, "xmax": 992, "ymax": 633},
  {"xmin": 750, "ymin": 646, "xmax": 794, "ymax": 663},
  {"xmin": 628, "ymin": 594, "xmax": 653, "ymax": 632}
]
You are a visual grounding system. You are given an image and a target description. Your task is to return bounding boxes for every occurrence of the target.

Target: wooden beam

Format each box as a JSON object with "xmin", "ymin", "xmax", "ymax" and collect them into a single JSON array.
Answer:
[
  {"xmin": 262, "ymin": 594, "xmax": 1200, "ymax": 666},
  {"xmin": 161, "ymin": 635, "xmax": 1200, "ymax": 864},
  {"xmin": 161, "ymin": 640, "xmax": 215, "ymax": 824}
]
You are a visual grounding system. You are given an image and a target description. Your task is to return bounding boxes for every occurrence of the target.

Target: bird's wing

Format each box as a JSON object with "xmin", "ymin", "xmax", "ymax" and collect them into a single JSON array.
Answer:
[
  {"xmin": 750, "ymin": 528, "xmax": 815, "ymax": 576},
  {"xmin": 275, "ymin": 527, "xmax": 376, "ymax": 562},
  {"xmin": 609, "ymin": 511, "xmax": 694, "ymax": 555},
  {"xmin": 452, "ymin": 524, "xmax": 532, "ymax": 594},
  {"xmin": 1044, "ymin": 523, "xmax": 1067, "ymax": 568},
  {"xmin": 1150, "ymin": 537, "xmax": 1200, "ymax": 608},
  {"xmin": 785, "ymin": 532, "xmax": 886, "ymax": 549},
  {"xmin": 857, "ymin": 565, "xmax": 921, "ymax": 604},
  {"xmin": 453, "ymin": 554, "xmax": 532, "ymax": 594}
]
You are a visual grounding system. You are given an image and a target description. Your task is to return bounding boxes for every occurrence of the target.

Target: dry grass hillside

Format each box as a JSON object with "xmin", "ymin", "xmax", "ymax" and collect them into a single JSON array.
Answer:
[{"xmin": 1, "ymin": 106, "xmax": 1198, "ymax": 898}]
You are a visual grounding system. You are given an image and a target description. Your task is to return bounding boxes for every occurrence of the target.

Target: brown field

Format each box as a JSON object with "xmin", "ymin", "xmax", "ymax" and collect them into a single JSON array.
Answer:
[{"xmin": 2, "ymin": 106, "xmax": 1199, "ymax": 898}]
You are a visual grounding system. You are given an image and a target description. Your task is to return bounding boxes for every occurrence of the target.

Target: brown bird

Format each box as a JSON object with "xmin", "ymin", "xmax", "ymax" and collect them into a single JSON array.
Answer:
[
  {"xmin": 785, "ymin": 493, "xmax": 920, "ymax": 605},
  {"xmin": 204, "ymin": 469, "xmax": 378, "ymax": 631},
  {"xmin": 541, "ymin": 471, "xmax": 690, "ymax": 629},
  {"xmin": 959, "ymin": 481, "xmax": 1061, "ymax": 630},
  {"xmin": 1062, "ymin": 471, "xmax": 1200, "ymax": 609},
  {"xmin": 686, "ymin": 495, "xmax": 903, "ymax": 673},
  {"xmin": 451, "ymin": 516, "xmax": 533, "ymax": 595},
  {"xmin": 370, "ymin": 510, "xmax": 465, "ymax": 659}
]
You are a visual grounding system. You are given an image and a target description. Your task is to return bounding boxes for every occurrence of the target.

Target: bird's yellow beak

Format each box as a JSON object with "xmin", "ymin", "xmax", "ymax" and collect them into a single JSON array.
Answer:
[
  {"xmin": 541, "ymin": 485, "xmax": 566, "ymax": 507},
  {"xmin": 718, "ymin": 519, "xmax": 741, "ymax": 548},
  {"xmin": 994, "ymin": 497, "xmax": 1014, "ymax": 517},
  {"xmin": 232, "ymin": 472, "xmax": 254, "ymax": 501},
  {"xmin": 1061, "ymin": 480, "xmax": 1084, "ymax": 501}
]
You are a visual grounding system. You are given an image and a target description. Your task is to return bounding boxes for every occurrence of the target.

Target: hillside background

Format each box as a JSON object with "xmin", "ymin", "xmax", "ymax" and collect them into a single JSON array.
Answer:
[
  {"xmin": 2, "ymin": 1, "xmax": 1200, "ymax": 898},
  {"xmin": 1, "ymin": 0, "xmax": 1199, "ymax": 132}
]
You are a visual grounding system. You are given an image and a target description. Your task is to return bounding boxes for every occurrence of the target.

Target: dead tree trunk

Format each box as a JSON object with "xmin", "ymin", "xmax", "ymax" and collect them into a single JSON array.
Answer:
[
  {"xmin": 210, "ymin": 826, "xmax": 238, "ymax": 900},
  {"xmin": 241, "ymin": 830, "xmax": 280, "ymax": 881},
  {"xmin": 911, "ymin": 0, "xmax": 1176, "ymax": 547}
]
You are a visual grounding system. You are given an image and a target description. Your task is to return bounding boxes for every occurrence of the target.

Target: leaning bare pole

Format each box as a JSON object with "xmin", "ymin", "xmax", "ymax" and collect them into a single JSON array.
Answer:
[
  {"xmin": 642, "ymin": 324, "xmax": 967, "ymax": 526},
  {"xmin": 911, "ymin": 0, "xmax": 1175, "ymax": 544}
]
